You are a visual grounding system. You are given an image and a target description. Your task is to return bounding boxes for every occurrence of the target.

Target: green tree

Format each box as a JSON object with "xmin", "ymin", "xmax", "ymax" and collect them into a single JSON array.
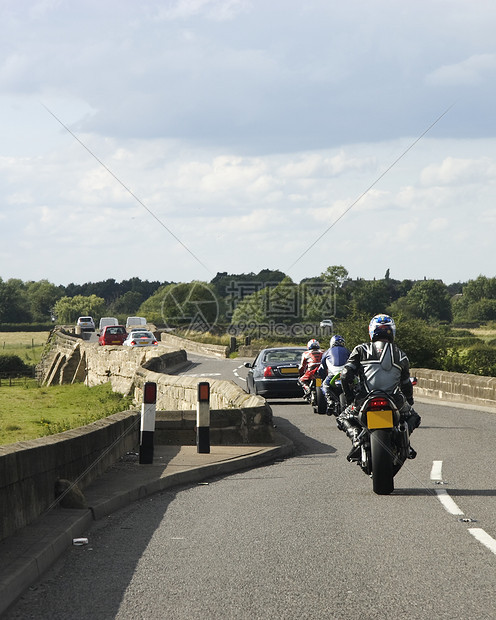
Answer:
[
  {"xmin": 394, "ymin": 318, "xmax": 446, "ymax": 368},
  {"xmin": 462, "ymin": 275, "xmax": 496, "ymax": 302},
  {"xmin": 465, "ymin": 299, "xmax": 496, "ymax": 321},
  {"xmin": 0, "ymin": 278, "xmax": 32, "ymax": 323},
  {"xmin": 231, "ymin": 276, "xmax": 297, "ymax": 326},
  {"xmin": 349, "ymin": 279, "xmax": 392, "ymax": 316},
  {"xmin": 139, "ymin": 281, "xmax": 219, "ymax": 329},
  {"xmin": 320, "ymin": 265, "xmax": 349, "ymax": 288},
  {"xmin": 109, "ymin": 291, "xmax": 143, "ymax": 315},
  {"xmin": 390, "ymin": 280, "xmax": 452, "ymax": 323},
  {"xmin": 53, "ymin": 295, "xmax": 106, "ymax": 324},
  {"xmin": 26, "ymin": 280, "xmax": 63, "ymax": 322},
  {"xmin": 211, "ymin": 269, "xmax": 288, "ymax": 322}
]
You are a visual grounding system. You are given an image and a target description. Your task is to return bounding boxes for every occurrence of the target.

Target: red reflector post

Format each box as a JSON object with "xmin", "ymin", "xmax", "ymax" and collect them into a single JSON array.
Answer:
[
  {"xmin": 144, "ymin": 382, "xmax": 157, "ymax": 404},
  {"xmin": 198, "ymin": 381, "xmax": 210, "ymax": 402},
  {"xmin": 197, "ymin": 381, "xmax": 210, "ymax": 453}
]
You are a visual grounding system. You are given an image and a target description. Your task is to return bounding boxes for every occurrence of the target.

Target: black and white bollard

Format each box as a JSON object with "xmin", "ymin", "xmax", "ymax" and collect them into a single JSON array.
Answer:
[
  {"xmin": 139, "ymin": 381, "xmax": 157, "ymax": 464},
  {"xmin": 196, "ymin": 381, "xmax": 210, "ymax": 454}
]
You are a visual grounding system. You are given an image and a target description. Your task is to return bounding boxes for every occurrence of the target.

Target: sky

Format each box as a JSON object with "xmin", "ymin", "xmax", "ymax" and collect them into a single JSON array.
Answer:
[{"xmin": 1, "ymin": 0, "xmax": 496, "ymax": 288}]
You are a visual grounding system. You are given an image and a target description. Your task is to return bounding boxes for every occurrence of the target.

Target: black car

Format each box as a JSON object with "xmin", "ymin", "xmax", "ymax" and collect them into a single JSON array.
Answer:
[{"xmin": 244, "ymin": 347, "xmax": 306, "ymax": 398}]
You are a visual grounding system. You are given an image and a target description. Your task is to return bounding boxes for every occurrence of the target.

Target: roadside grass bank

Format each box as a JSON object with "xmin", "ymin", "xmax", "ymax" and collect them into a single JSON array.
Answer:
[{"xmin": 0, "ymin": 381, "xmax": 133, "ymax": 446}]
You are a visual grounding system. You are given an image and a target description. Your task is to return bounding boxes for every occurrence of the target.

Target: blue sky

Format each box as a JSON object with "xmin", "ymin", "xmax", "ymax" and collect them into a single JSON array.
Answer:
[{"xmin": 1, "ymin": 0, "xmax": 496, "ymax": 286}]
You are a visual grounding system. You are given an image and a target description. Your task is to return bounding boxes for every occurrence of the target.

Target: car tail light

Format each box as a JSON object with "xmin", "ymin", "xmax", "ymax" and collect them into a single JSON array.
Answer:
[
  {"xmin": 368, "ymin": 397, "xmax": 390, "ymax": 410},
  {"xmin": 152, "ymin": 340, "xmax": 158, "ymax": 345},
  {"xmin": 131, "ymin": 340, "xmax": 137, "ymax": 345},
  {"xmin": 263, "ymin": 366, "xmax": 274, "ymax": 377}
]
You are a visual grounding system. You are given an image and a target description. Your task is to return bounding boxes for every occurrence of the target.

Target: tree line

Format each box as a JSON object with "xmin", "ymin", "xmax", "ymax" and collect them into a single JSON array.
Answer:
[
  {"xmin": 3, "ymin": 268, "xmax": 496, "ymax": 375},
  {"xmin": 1, "ymin": 268, "xmax": 495, "ymax": 326}
]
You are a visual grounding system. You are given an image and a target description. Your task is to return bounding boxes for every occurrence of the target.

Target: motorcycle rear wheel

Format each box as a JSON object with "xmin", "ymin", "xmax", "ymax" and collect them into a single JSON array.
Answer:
[
  {"xmin": 370, "ymin": 430, "xmax": 394, "ymax": 495},
  {"xmin": 316, "ymin": 386, "xmax": 327, "ymax": 414}
]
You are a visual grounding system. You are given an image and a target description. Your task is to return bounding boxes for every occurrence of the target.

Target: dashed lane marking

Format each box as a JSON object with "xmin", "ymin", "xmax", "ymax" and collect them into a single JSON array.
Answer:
[{"xmin": 431, "ymin": 460, "xmax": 496, "ymax": 557}]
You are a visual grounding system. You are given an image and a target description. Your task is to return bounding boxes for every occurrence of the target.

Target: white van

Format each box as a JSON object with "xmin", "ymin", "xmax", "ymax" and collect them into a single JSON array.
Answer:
[
  {"xmin": 99, "ymin": 317, "xmax": 119, "ymax": 332},
  {"xmin": 126, "ymin": 316, "xmax": 147, "ymax": 329}
]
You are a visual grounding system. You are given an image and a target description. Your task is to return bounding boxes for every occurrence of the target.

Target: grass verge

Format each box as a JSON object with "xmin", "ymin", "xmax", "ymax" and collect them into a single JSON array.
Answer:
[{"xmin": 0, "ymin": 381, "xmax": 134, "ymax": 446}]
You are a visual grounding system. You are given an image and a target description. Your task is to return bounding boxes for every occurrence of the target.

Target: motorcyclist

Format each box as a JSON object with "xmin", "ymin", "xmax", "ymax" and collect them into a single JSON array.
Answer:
[
  {"xmin": 298, "ymin": 339, "xmax": 323, "ymax": 397},
  {"xmin": 318, "ymin": 335, "xmax": 350, "ymax": 414},
  {"xmin": 337, "ymin": 314, "xmax": 421, "ymax": 461}
]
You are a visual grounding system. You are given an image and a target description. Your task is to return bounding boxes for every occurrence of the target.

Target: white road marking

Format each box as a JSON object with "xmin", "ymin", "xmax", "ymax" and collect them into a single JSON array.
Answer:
[
  {"xmin": 186, "ymin": 373, "xmax": 221, "ymax": 377},
  {"xmin": 233, "ymin": 364, "xmax": 247, "ymax": 382},
  {"xmin": 431, "ymin": 460, "xmax": 464, "ymax": 514},
  {"xmin": 468, "ymin": 528, "xmax": 496, "ymax": 556},
  {"xmin": 431, "ymin": 460, "xmax": 496, "ymax": 557},
  {"xmin": 430, "ymin": 460, "xmax": 443, "ymax": 481},
  {"xmin": 434, "ymin": 488, "xmax": 464, "ymax": 516}
]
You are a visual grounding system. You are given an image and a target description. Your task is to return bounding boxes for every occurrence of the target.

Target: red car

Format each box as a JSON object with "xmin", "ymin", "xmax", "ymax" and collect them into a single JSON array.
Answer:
[{"xmin": 98, "ymin": 325, "xmax": 127, "ymax": 346}]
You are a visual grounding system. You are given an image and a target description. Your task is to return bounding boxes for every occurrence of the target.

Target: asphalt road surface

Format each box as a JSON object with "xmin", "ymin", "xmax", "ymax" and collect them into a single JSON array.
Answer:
[{"xmin": 5, "ymin": 354, "xmax": 496, "ymax": 619}]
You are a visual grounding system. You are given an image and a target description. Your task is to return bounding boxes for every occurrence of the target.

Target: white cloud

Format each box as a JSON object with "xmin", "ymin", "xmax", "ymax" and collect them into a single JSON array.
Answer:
[
  {"xmin": 426, "ymin": 54, "xmax": 496, "ymax": 87},
  {"xmin": 156, "ymin": 0, "xmax": 250, "ymax": 21},
  {"xmin": 420, "ymin": 156, "xmax": 496, "ymax": 186},
  {"xmin": 2, "ymin": 1, "xmax": 496, "ymax": 286},
  {"xmin": 428, "ymin": 217, "xmax": 448, "ymax": 232}
]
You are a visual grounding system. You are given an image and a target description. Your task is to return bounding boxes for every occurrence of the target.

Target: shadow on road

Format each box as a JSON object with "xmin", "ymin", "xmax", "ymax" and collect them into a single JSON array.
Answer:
[{"xmin": 273, "ymin": 416, "xmax": 338, "ymax": 456}]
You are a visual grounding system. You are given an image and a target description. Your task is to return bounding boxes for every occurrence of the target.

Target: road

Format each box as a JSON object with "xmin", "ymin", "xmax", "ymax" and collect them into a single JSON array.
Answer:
[{"xmin": 5, "ymin": 354, "xmax": 496, "ymax": 619}]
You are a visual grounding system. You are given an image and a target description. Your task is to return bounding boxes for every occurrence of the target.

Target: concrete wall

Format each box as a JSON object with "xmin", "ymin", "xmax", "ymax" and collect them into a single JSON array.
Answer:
[
  {"xmin": 0, "ymin": 411, "xmax": 139, "ymax": 542},
  {"xmin": 414, "ymin": 368, "xmax": 496, "ymax": 410},
  {"xmin": 160, "ymin": 332, "xmax": 231, "ymax": 357}
]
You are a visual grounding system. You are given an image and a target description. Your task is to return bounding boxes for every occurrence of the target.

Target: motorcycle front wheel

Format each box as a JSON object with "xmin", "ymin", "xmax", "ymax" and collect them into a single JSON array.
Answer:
[{"xmin": 370, "ymin": 430, "xmax": 394, "ymax": 495}]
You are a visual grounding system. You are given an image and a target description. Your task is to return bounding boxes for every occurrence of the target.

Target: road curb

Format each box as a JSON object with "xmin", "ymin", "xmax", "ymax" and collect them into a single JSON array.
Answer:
[{"xmin": 0, "ymin": 433, "xmax": 294, "ymax": 617}]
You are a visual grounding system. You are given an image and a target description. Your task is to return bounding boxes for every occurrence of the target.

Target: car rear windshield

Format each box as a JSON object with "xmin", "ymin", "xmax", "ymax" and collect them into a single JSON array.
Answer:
[
  {"xmin": 263, "ymin": 349, "xmax": 303, "ymax": 363},
  {"xmin": 107, "ymin": 327, "xmax": 125, "ymax": 334}
]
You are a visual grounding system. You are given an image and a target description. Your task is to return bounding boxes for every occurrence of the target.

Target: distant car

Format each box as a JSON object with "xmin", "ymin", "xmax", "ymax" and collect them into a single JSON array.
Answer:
[
  {"xmin": 122, "ymin": 330, "xmax": 158, "ymax": 347},
  {"xmin": 98, "ymin": 325, "xmax": 127, "ymax": 346},
  {"xmin": 76, "ymin": 316, "xmax": 95, "ymax": 333},
  {"xmin": 126, "ymin": 316, "xmax": 147, "ymax": 329},
  {"xmin": 320, "ymin": 319, "xmax": 334, "ymax": 329},
  {"xmin": 244, "ymin": 347, "xmax": 306, "ymax": 398},
  {"xmin": 99, "ymin": 317, "xmax": 119, "ymax": 332}
]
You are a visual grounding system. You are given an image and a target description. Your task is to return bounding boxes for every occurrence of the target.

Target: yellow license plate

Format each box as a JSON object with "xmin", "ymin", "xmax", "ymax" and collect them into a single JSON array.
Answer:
[
  {"xmin": 280, "ymin": 367, "xmax": 298, "ymax": 374},
  {"xmin": 367, "ymin": 410, "xmax": 393, "ymax": 429},
  {"xmin": 315, "ymin": 377, "xmax": 322, "ymax": 386}
]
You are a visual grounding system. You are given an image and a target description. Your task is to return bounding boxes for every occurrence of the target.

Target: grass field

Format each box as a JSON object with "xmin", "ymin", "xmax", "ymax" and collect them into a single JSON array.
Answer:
[
  {"xmin": 0, "ymin": 331, "xmax": 50, "ymax": 366},
  {"xmin": 467, "ymin": 327, "xmax": 496, "ymax": 343},
  {"xmin": 0, "ymin": 380, "xmax": 134, "ymax": 446}
]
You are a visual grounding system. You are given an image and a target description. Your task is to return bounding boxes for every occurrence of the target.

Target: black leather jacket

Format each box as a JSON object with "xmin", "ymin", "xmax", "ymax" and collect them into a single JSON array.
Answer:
[{"xmin": 340, "ymin": 339, "xmax": 413, "ymax": 405}]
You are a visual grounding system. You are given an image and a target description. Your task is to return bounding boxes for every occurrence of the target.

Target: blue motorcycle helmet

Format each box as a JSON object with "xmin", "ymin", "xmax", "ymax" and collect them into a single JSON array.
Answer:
[{"xmin": 330, "ymin": 335, "xmax": 345, "ymax": 348}]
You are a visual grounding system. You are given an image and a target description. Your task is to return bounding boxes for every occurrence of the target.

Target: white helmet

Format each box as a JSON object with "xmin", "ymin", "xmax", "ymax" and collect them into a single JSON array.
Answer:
[{"xmin": 307, "ymin": 339, "xmax": 320, "ymax": 350}]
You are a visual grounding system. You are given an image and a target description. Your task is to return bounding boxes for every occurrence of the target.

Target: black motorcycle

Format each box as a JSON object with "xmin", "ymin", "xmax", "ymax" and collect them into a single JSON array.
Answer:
[
  {"xmin": 306, "ymin": 373, "xmax": 327, "ymax": 414},
  {"xmin": 351, "ymin": 390, "xmax": 412, "ymax": 495},
  {"xmin": 307, "ymin": 371, "xmax": 346, "ymax": 416},
  {"xmin": 324, "ymin": 371, "xmax": 347, "ymax": 417}
]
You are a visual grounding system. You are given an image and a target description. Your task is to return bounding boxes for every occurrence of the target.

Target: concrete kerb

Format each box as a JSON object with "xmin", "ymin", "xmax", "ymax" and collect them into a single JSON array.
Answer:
[{"xmin": 0, "ymin": 432, "xmax": 294, "ymax": 617}]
